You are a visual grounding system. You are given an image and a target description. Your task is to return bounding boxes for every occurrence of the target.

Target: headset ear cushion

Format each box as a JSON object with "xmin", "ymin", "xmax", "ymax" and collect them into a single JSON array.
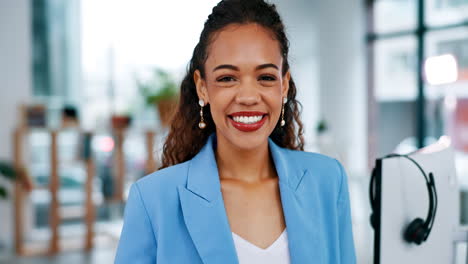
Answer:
[{"xmin": 404, "ymin": 218, "xmax": 426, "ymax": 245}]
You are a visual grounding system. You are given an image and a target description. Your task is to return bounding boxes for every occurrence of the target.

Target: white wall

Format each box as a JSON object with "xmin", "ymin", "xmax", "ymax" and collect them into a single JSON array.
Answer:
[
  {"xmin": 274, "ymin": 0, "xmax": 368, "ymax": 176},
  {"xmin": 0, "ymin": 0, "xmax": 32, "ymax": 248},
  {"xmin": 317, "ymin": 0, "xmax": 367, "ymax": 175},
  {"xmin": 274, "ymin": 0, "xmax": 368, "ymax": 173}
]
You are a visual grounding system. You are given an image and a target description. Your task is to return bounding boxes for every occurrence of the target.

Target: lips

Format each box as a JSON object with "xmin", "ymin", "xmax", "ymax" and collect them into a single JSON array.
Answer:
[{"xmin": 228, "ymin": 111, "xmax": 268, "ymax": 132}]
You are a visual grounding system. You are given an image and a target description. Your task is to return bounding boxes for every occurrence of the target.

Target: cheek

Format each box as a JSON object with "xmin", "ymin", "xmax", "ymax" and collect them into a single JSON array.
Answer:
[
  {"xmin": 264, "ymin": 89, "xmax": 283, "ymax": 109},
  {"xmin": 206, "ymin": 87, "xmax": 233, "ymax": 119}
]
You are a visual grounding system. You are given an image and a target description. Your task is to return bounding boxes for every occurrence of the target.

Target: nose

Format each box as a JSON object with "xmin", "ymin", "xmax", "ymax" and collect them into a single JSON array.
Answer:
[{"xmin": 234, "ymin": 81, "xmax": 260, "ymax": 105}]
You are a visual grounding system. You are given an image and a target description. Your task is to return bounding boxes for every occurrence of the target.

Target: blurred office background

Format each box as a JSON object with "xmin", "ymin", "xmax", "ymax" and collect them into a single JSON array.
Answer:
[{"xmin": 0, "ymin": 0, "xmax": 468, "ymax": 263}]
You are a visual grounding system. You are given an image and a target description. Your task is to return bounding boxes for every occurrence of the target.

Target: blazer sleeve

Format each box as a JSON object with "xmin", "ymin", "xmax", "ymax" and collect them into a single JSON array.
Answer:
[
  {"xmin": 335, "ymin": 159, "xmax": 357, "ymax": 264},
  {"xmin": 115, "ymin": 182, "xmax": 158, "ymax": 264}
]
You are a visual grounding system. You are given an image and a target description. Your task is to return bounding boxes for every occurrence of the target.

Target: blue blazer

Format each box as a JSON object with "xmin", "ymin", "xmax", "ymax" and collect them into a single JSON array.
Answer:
[{"xmin": 115, "ymin": 133, "xmax": 356, "ymax": 263}]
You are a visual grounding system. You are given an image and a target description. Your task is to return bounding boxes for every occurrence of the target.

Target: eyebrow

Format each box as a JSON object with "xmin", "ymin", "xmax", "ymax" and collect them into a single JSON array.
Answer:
[{"xmin": 212, "ymin": 63, "xmax": 279, "ymax": 72}]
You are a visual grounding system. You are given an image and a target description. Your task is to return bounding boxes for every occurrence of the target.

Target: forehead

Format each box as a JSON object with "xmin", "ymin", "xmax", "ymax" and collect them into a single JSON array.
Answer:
[{"xmin": 205, "ymin": 23, "xmax": 283, "ymax": 69}]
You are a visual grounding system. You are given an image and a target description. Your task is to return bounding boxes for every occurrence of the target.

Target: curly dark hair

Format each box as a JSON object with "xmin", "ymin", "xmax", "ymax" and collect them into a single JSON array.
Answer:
[{"xmin": 160, "ymin": 0, "xmax": 304, "ymax": 169}]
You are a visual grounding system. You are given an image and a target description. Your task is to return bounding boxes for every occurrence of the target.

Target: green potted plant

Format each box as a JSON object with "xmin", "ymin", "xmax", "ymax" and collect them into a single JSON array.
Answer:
[
  {"xmin": 316, "ymin": 119, "xmax": 328, "ymax": 135},
  {"xmin": 137, "ymin": 68, "xmax": 179, "ymax": 127},
  {"xmin": 0, "ymin": 161, "xmax": 17, "ymax": 199}
]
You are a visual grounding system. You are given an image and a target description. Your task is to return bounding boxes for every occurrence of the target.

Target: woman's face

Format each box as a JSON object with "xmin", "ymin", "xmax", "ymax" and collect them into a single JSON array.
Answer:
[{"xmin": 194, "ymin": 23, "xmax": 290, "ymax": 151}]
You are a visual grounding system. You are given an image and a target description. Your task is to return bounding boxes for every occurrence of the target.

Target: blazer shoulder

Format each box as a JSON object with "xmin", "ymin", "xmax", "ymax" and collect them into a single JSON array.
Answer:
[{"xmin": 285, "ymin": 148, "xmax": 341, "ymax": 173}]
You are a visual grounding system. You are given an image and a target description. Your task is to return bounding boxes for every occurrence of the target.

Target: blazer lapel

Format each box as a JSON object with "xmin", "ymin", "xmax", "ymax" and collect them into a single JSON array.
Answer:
[
  {"xmin": 269, "ymin": 138, "xmax": 323, "ymax": 263},
  {"xmin": 178, "ymin": 134, "xmax": 238, "ymax": 264}
]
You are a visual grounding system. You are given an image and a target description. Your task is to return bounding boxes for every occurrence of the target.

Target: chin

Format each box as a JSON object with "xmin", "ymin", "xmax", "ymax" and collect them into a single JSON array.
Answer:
[
  {"xmin": 234, "ymin": 136, "xmax": 267, "ymax": 150},
  {"xmin": 217, "ymin": 128, "xmax": 271, "ymax": 151}
]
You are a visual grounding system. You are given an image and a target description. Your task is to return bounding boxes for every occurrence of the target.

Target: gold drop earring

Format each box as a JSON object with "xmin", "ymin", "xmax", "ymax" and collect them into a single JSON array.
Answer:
[
  {"xmin": 280, "ymin": 97, "xmax": 287, "ymax": 127},
  {"xmin": 198, "ymin": 99, "xmax": 206, "ymax": 129}
]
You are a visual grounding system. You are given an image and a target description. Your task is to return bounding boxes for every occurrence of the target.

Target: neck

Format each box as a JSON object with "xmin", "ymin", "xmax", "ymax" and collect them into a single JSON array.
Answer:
[{"xmin": 214, "ymin": 133, "xmax": 276, "ymax": 183}]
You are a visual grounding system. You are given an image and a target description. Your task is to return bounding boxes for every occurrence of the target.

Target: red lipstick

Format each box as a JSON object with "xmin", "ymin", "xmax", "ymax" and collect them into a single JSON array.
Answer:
[{"xmin": 228, "ymin": 111, "xmax": 267, "ymax": 132}]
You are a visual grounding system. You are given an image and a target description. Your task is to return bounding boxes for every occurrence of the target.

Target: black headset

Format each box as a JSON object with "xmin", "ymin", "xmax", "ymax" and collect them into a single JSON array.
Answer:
[{"xmin": 369, "ymin": 154, "xmax": 438, "ymax": 245}]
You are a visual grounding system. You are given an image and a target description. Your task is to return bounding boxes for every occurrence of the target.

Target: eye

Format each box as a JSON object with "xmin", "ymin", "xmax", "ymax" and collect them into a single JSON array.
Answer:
[
  {"xmin": 217, "ymin": 76, "xmax": 236, "ymax": 82},
  {"xmin": 259, "ymin": 75, "xmax": 276, "ymax": 81}
]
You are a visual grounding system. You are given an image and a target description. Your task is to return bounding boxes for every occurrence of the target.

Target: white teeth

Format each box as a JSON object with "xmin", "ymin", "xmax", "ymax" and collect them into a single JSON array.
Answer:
[{"xmin": 232, "ymin": 115, "xmax": 263, "ymax": 124}]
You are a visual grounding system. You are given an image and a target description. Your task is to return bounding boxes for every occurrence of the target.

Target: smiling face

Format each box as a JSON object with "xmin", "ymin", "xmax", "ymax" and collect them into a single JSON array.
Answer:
[{"xmin": 194, "ymin": 23, "xmax": 290, "ymax": 151}]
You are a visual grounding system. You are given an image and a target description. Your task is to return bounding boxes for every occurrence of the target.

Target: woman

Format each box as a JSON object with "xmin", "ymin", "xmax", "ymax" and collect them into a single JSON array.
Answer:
[{"xmin": 115, "ymin": 0, "xmax": 356, "ymax": 263}]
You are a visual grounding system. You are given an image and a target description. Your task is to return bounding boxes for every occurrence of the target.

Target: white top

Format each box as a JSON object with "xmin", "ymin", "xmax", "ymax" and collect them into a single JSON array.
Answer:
[{"xmin": 232, "ymin": 229, "xmax": 291, "ymax": 264}]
